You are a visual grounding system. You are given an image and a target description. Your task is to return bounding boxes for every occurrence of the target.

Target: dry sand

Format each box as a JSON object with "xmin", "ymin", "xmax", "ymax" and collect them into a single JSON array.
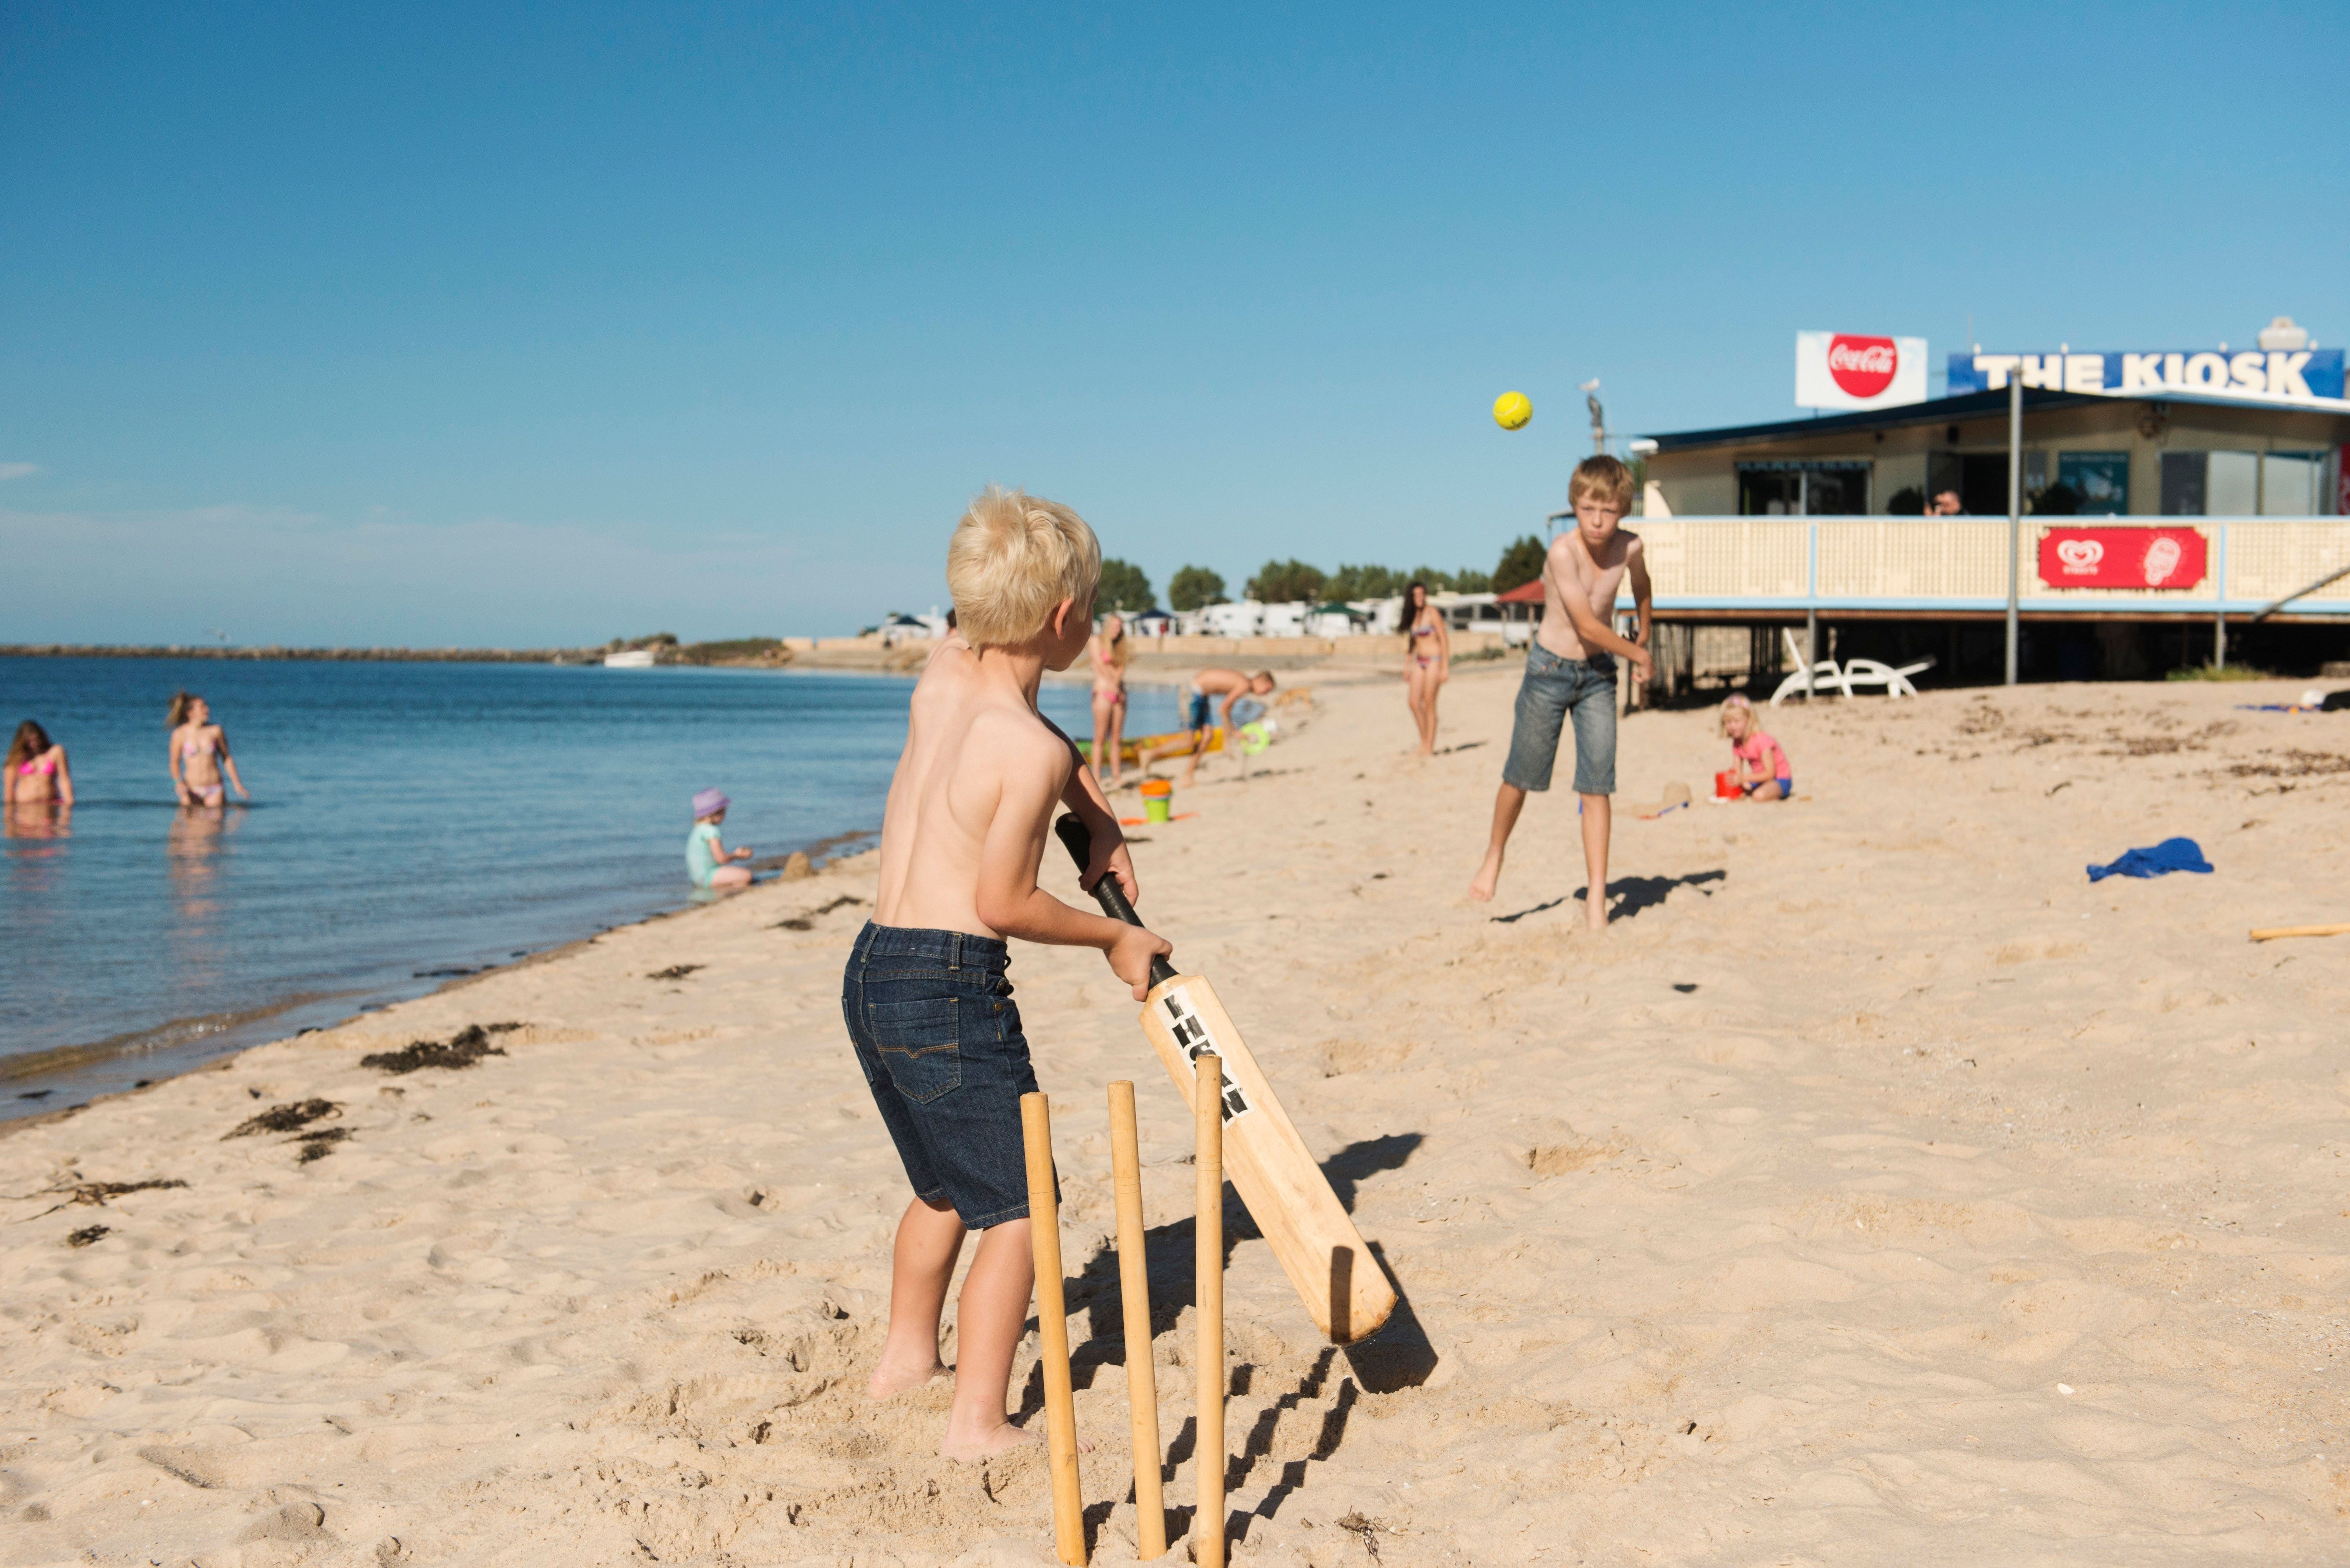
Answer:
[{"xmin": 4, "ymin": 668, "xmax": 2346, "ymax": 1566}]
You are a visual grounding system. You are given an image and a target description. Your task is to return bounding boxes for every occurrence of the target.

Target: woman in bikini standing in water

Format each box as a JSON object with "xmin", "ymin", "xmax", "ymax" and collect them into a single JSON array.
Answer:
[
  {"xmin": 168, "ymin": 691, "xmax": 249, "ymax": 807},
  {"xmin": 1401, "ymin": 580, "xmax": 1449, "ymax": 756},
  {"xmin": 5, "ymin": 719, "xmax": 74, "ymax": 820},
  {"xmin": 1088, "ymin": 612, "xmax": 1132, "ymax": 788}
]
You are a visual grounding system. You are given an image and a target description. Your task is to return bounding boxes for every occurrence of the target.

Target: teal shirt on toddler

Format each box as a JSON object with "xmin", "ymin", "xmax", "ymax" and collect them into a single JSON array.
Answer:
[{"xmin": 687, "ymin": 821, "xmax": 723, "ymax": 887}]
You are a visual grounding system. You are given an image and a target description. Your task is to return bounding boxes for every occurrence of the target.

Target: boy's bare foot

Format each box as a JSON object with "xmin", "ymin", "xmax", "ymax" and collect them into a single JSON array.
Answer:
[
  {"xmin": 1584, "ymin": 897, "xmax": 1609, "ymax": 931},
  {"xmin": 940, "ymin": 1418, "xmax": 1093, "ymax": 1462},
  {"xmin": 940, "ymin": 1419, "xmax": 1039, "ymax": 1461},
  {"xmin": 1467, "ymin": 851, "xmax": 1503, "ymax": 901},
  {"xmin": 867, "ymin": 1357, "xmax": 949, "ymax": 1399}
]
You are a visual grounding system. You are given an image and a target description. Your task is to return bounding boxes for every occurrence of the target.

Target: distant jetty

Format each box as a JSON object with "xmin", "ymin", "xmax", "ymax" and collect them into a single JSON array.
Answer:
[{"xmin": 0, "ymin": 643, "xmax": 595, "ymax": 663}]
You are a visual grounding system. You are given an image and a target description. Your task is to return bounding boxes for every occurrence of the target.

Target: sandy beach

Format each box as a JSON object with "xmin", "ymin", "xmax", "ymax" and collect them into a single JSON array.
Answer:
[{"xmin": 4, "ymin": 667, "xmax": 2345, "ymax": 1566}]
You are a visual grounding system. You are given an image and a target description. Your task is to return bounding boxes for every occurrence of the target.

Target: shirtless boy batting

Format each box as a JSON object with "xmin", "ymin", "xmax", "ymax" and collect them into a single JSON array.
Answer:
[
  {"xmin": 847, "ymin": 486, "xmax": 1171, "ymax": 1460},
  {"xmin": 1468, "ymin": 455, "xmax": 1653, "ymax": 929}
]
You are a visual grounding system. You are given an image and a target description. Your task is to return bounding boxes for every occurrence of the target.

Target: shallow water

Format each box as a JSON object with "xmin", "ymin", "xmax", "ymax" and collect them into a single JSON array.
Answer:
[{"xmin": 0, "ymin": 656, "xmax": 1182, "ymax": 1114}]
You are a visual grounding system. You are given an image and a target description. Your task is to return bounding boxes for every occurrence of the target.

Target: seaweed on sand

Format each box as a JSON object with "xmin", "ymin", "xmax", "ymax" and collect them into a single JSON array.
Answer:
[
  {"xmin": 773, "ymin": 894, "xmax": 868, "ymax": 932},
  {"xmin": 225, "ymin": 1099, "xmax": 340, "ymax": 1138},
  {"xmin": 7, "ymin": 1177, "xmax": 190, "ymax": 1219},
  {"xmin": 360, "ymin": 1023, "xmax": 514, "ymax": 1075},
  {"xmin": 295, "ymin": 1128, "xmax": 352, "ymax": 1163}
]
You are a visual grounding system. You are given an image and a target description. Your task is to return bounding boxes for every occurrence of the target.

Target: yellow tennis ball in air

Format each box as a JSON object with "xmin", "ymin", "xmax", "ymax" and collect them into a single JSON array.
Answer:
[{"xmin": 1493, "ymin": 390, "xmax": 1532, "ymax": 430}]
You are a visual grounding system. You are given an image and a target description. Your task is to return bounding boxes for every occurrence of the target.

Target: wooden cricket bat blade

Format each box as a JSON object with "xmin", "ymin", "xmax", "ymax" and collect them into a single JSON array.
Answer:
[
  {"xmin": 1052, "ymin": 811, "xmax": 1397, "ymax": 1344},
  {"xmin": 1141, "ymin": 972, "xmax": 1396, "ymax": 1344}
]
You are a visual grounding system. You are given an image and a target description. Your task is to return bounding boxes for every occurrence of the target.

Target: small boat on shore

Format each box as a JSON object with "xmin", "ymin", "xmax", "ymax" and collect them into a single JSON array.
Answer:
[{"xmin": 603, "ymin": 649, "xmax": 657, "ymax": 668}]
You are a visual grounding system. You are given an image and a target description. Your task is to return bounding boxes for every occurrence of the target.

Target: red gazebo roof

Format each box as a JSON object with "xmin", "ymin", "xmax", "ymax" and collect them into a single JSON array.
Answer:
[{"xmin": 1495, "ymin": 578, "xmax": 1545, "ymax": 604}]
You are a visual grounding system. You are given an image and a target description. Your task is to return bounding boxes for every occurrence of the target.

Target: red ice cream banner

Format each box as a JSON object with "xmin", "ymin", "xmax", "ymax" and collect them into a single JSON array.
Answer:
[{"xmin": 2036, "ymin": 526, "xmax": 2209, "ymax": 591}]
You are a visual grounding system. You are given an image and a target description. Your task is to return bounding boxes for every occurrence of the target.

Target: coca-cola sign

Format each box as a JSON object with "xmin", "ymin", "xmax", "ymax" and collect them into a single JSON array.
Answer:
[
  {"xmin": 1827, "ymin": 335, "xmax": 1899, "ymax": 398},
  {"xmin": 1795, "ymin": 331, "xmax": 1929, "ymax": 410},
  {"xmin": 2037, "ymin": 526, "xmax": 2209, "ymax": 591}
]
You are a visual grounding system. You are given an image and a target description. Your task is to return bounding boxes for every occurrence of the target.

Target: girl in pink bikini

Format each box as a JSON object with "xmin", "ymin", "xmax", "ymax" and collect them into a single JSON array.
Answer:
[
  {"xmin": 1087, "ymin": 612, "xmax": 1132, "ymax": 788},
  {"xmin": 1719, "ymin": 694, "xmax": 1791, "ymax": 802},
  {"xmin": 167, "ymin": 691, "xmax": 249, "ymax": 807},
  {"xmin": 1401, "ymin": 580, "xmax": 1450, "ymax": 756},
  {"xmin": 4, "ymin": 720, "xmax": 73, "ymax": 811}
]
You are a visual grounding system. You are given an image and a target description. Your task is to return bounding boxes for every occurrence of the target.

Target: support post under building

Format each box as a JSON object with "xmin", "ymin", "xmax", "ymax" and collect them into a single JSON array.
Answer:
[{"xmin": 2005, "ymin": 377, "xmax": 2022, "ymax": 685}]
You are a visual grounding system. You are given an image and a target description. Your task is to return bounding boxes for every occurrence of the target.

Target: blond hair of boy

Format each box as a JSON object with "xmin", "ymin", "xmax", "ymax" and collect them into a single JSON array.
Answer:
[{"xmin": 849, "ymin": 484, "xmax": 1170, "ymax": 1460}]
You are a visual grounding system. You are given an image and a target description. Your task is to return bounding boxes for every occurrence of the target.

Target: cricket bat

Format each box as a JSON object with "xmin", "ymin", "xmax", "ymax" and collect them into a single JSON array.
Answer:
[{"xmin": 1057, "ymin": 813, "xmax": 1397, "ymax": 1344}]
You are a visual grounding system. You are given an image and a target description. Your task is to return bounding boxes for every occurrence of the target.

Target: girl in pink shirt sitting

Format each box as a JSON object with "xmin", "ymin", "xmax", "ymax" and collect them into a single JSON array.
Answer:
[{"xmin": 1720, "ymin": 695, "xmax": 1791, "ymax": 802}]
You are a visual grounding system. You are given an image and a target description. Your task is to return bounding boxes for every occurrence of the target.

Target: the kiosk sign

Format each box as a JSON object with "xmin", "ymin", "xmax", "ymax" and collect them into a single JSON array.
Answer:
[
  {"xmin": 2037, "ymin": 526, "xmax": 2209, "ymax": 591},
  {"xmin": 1952, "ymin": 348, "xmax": 2346, "ymax": 403}
]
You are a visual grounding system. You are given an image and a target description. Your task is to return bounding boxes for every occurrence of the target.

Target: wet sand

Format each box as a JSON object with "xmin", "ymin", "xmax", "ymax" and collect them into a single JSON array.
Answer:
[{"xmin": 3, "ymin": 670, "xmax": 2345, "ymax": 1564}]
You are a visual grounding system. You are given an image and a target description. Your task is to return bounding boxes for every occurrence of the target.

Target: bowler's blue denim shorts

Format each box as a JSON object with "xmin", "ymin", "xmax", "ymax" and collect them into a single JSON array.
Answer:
[
  {"xmin": 842, "ymin": 922, "xmax": 1043, "ymax": 1229},
  {"xmin": 1502, "ymin": 644, "xmax": 1618, "ymax": 795}
]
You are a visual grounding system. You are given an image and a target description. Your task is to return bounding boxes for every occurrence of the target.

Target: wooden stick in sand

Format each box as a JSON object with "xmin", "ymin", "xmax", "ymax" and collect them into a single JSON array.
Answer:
[
  {"xmin": 1109, "ymin": 1081, "xmax": 1169, "ymax": 1559},
  {"xmin": 1019, "ymin": 1093, "xmax": 1086, "ymax": 1566},
  {"xmin": 1195, "ymin": 1053, "xmax": 1226, "ymax": 1568},
  {"xmin": 2249, "ymin": 922, "xmax": 2350, "ymax": 942}
]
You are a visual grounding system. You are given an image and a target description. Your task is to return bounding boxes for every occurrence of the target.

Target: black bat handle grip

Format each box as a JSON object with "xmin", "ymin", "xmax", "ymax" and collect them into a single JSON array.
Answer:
[{"xmin": 1056, "ymin": 812, "xmax": 1179, "ymax": 988}]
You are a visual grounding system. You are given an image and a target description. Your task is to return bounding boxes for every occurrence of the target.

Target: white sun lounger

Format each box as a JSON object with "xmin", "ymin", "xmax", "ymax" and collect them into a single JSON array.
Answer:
[
  {"xmin": 1771, "ymin": 629, "xmax": 1850, "ymax": 705},
  {"xmin": 1839, "ymin": 654, "xmax": 1935, "ymax": 698},
  {"xmin": 1770, "ymin": 629, "xmax": 1933, "ymax": 705}
]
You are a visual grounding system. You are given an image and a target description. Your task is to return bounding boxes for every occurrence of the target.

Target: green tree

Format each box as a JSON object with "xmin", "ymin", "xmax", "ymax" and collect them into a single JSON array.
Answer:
[
  {"xmin": 1247, "ymin": 558, "xmax": 1327, "ymax": 604},
  {"xmin": 1492, "ymin": 535, "xmax": 1546, "ymax": 594},
  {"xmin": 1325, "ymin": 563, "xmax": 1405, "ymax": 602},
  {"xmin": 1096, "ymin": 557, "xmax": 1153, "ymax": 613},
  {"xmin": 1168, "ymin": 565, "xmax": 1227, "ymax": 612}
]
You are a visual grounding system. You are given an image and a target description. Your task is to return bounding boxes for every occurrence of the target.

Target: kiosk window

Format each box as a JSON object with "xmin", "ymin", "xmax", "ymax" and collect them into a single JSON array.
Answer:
[
  {"xmin": 1737, "ymin": 462, "xmax": 1871, "ymax": 516},
  {"xmin": 2160, "ymin": 452, "xmax": 2206, "ymax": 515},
  {"xmin": 2207, "ymin": 452, "xmax": 2258, "ymax": 515},
  {"xmin": 2262, "ymin": 453, "xmax": 2325, "ymax": 515},
  {"xmin": 2057, "ymin": 452, "xmax": 2129, "ymax": 515}
]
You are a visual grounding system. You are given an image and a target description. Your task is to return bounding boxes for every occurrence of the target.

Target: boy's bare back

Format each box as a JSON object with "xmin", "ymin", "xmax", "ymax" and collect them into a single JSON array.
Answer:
[{"xmin": 876, "ymin": 639, "xmax": 1073, "ymax": 936}]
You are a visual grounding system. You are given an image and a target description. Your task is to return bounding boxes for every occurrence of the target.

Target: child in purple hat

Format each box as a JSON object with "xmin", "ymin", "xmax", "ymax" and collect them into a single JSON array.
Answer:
[{"xmin": 687, "ymin": 788, "xmax": 753, "ymax": 889}]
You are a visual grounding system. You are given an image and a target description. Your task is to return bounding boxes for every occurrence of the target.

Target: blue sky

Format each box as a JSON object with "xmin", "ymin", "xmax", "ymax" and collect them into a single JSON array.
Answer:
[{"xmin": 3, "ymin": 2, "xmax": 2344, "ymax": 645}]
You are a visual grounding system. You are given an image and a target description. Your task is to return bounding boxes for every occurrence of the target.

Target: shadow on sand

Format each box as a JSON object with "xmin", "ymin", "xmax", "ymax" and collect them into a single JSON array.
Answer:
[
  {"xmin": 1013, "ymin": 1132, "xmax": 1438, "ymax": 1552},
  {"xmin": 1492, "ymin": 867, "xmax": 1726, "ymax": 924}
]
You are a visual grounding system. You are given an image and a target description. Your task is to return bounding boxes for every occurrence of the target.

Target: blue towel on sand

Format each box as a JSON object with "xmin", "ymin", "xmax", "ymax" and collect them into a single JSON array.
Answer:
[{"xmin": 2087, "ymin": 837, "xmax": 2213, "ymax": 883}]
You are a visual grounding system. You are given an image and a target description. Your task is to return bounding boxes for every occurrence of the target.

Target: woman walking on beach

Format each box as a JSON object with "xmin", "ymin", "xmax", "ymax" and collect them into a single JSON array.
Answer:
[
  {"xmin": 1088, "ymin": 611, "xmax": 1132, "ymax": 788},
  {"xmin": 5, "ymin": 720, "xmax": 74, "ymax": 812},
  {"xmin": 1401, "ymin": 581, "xmax": 1449, "ymax": 756},
  {"xmin": 168, "ymin": 692, "xmax": 248, "ymax": 807}
]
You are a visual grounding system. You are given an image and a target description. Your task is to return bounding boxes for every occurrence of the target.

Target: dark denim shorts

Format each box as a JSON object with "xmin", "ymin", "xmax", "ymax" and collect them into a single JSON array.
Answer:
[
  {"xmin": 1502, "ymin": 643, "xmax": 1618, "ymax": 795},
  {"xmin": 842, "ymin": 922, "xmax": 1042, "ymax": 1229}
]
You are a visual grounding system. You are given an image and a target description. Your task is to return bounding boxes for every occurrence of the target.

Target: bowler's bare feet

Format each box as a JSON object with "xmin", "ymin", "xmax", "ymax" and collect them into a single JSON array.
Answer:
[
  {"xmin": 1467, "ymin": 851, "xmax": 1503, "ymax": 902},
  {"xmin": 867, "ymin": 1357, "xmax": 949, "ymax": 1399}
]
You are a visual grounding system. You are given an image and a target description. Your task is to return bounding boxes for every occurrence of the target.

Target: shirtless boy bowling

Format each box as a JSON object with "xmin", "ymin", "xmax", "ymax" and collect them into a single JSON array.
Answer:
[{"xmin": 1467, "ymin": 455, "xmax": 1653, "ymax": 929}]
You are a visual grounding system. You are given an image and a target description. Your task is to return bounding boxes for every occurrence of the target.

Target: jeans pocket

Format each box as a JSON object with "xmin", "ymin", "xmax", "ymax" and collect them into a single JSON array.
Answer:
[{"xmin": 869, "ymin": 996, "xmax": 962, "ymax": 1104}]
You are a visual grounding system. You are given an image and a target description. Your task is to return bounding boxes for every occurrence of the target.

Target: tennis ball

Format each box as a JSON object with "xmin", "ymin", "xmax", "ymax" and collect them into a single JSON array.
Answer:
[{"xmin": 1493, "ymin": 390, "xmax": 1532, "ymax": 430}]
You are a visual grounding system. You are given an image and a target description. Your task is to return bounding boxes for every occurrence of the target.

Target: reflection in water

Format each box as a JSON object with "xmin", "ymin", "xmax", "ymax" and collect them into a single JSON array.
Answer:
[
  {"xmin": 167, "ymin": 805, "xmax": 241, "ymax": 986},
  {"xmin": 4, "ymin": 806, "xmax": 72, "ymax": 901},
  {"xmin": 4, "ymin": 803, "xmax": 72, "ymax": 840}
]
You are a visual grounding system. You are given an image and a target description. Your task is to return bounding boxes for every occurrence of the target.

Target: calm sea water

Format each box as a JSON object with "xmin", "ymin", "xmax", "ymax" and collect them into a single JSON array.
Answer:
[{"xmin": 0, "ymin": 656, "xmax": 1182, "ymax": 1115}]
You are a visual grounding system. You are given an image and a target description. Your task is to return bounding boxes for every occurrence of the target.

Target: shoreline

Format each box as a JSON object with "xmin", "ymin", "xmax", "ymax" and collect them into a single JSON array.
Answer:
[{"xmin": 0, "ymin": 825, "xmax": 885, "ymax": 1129}]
